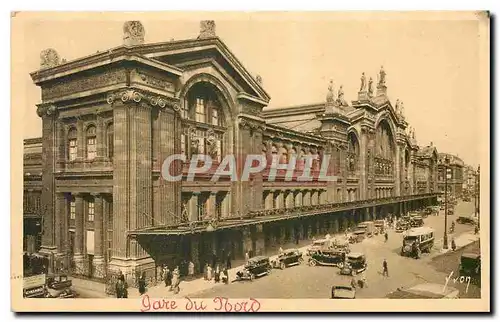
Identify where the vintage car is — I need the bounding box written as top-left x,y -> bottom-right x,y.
459,252 -> 481,283
236,256 -> 272,281
374,220 -> 385,234
348,230 -> 366,243
386,283 -> 459,299
447,208 -> 455,216
331,285 -> 356,299
45,274 -> 76,298
395,220 -> 410,232
306,238 -> 334,255
272,249 -> 303,269
340,253 -> 367,276
356,221 -> 376,237
401,227 -> 435,258
457,216 -> 477,225
410,216 -> 424,228
308,249 -> 346,268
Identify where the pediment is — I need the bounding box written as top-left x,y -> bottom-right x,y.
138,38 -> 270,103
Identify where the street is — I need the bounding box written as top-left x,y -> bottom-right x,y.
187,201 -> 480,299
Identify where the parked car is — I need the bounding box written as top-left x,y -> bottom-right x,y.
348,230 -> 366,243
386,283 -> 459,299
339,252 -> 367,276
272,249 -> 303,269
457,216 -> 477,225
357,221 -> 376,237
395,221 -> 409,233
308,249 -> 346,268
459,252 -> 481,283
331,285 -> 356,299
410,216 -> 424,227
306,238 -> 334,255
236,256 -> 272,281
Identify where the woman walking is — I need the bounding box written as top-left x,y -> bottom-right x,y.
138,272 -> 147,295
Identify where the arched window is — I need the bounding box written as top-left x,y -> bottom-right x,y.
375,120 -> 395,177
67,127 -> 78,161
347,132 -> 359,174
106,123 -> 113,159
86,125 -> 97,160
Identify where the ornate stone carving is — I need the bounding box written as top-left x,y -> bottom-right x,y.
198,20 -> 216,39
106,89 -> 179,113
43,69 -> 127,100
255,75 -> 263,85
40,49 -> 60,69
239,117 -> 265,132
336,85 -> 347,106
123,21 -> 145,46
36,104 -> 58,118
136,71 -> 173,91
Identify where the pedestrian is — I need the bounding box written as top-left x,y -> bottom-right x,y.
171,266 -> 180,291
382,259 -> 389,277
207,264 -> 213,281
226,251 -> 232,269
214,264 -> 220,283
115,279 -> 124,298
223,267 -> 229,284
384,232 -> 388,243
350,277 -> 357,290
166,266 -> 173,288
451,238 -> 457,251
203,263 -> 208,280
295,235 -> 299,245
211,251 -> 217,269
138,271 -> 147,295
157,265 -> 163,283
188,260 -> 194,278
245,251 -> 250,263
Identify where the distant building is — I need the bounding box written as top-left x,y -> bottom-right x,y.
437,153 -> 464,197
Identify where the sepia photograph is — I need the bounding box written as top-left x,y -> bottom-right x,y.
11,11 -> 490,312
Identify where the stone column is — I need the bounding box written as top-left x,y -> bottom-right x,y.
220,192 -> 230,218
295,191 -> 303,207
276,191 -> 284,209
372,206 -> 377,220
310,190 -> 318,205
285,190 -> 294,208
189,192 -> 200,221
332,217 -> 339,233
191,235 -> 200,274
74,193 -> 85,274
206,192 -> 217,219
303,190 -> 311,206
265,190 -> 274,210
55,193 -> 65,255
93,194 -> 105,278
96,114 -> 106,159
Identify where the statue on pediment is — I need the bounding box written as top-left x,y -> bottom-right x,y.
395,99 -> 401,114
400,101 -> 406,120
360,72 -> 367,92
40,48 -> 60,69
123,21 -> 145,46
255,74 -> 263,85
326,80 -> 335,103
337,85 -> 347,106
198,20 -> 216,39
368,77 -> 374,97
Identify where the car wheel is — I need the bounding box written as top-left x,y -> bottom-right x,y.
309,259 -> 317,267
352,270 -> 356,276
250,274 -> 254,281
338,262 -> 344,269
280,262 -> 286,270
298,257 -> 304,264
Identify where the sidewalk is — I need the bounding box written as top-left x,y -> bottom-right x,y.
128,237 -> 320,299
435,231 -> 480,254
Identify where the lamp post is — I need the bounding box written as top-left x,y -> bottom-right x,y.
443,156 -> 451,249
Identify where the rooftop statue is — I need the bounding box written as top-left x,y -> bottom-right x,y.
379,65 -> 386,86
395,99 -> 401,114
360,72 -> 367,92
337,85 -> 346,106
368,77 -> 374,96
123,21 -> 145,46
40,48 -> 60,69
326,80 -> 335,103
198,20 -> 216,39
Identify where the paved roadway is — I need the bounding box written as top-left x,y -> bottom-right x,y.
189,201 -> 479,299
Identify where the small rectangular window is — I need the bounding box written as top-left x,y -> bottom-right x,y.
195,98 -> 206,123
69,139 -> 77,161
212,109 -> 219,126
87,137 -> 96,160
88,201 -> 95,222
70,199 -> 76,220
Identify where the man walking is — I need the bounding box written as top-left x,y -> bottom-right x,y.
384,231 -> 388,243
382,259 -> 389,277
226,251 -> 232,269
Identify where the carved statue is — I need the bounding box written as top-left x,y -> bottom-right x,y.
337,85 -> 346,106
368,77 -> 374,96
255,74 -> 263,85
191,139 -> 200,155
123,21 -> 145,46
40,48 -> 60,69
326,80 -> 335,103
395,99 -> 401,114
198,20 -> 216,39
360,72 -> 367,92
400,101 -> 406,120
379,65 -> 386,85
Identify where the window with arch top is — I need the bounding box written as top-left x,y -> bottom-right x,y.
67,127 -> 77,161
86,125 -> 97,160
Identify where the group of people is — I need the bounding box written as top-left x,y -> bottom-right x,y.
203,263 -> 230,284
159,265 -> 182,294
115,271 -> 129,298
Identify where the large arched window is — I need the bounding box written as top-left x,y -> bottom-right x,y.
86,125 -> 97,160
67,127 -> 77,161
347,132 -> 360,174
375,120 -> 395,177
185,82 -> 226,163
106,123 -> 113,159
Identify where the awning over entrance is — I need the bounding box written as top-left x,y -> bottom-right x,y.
128,193 -> 438,238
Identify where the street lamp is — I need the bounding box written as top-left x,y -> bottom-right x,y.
443,156 -> 451,249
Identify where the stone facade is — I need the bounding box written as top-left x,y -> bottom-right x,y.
25,20 -> 442,283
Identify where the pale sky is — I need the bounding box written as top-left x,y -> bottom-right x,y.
18,12 -> 483,167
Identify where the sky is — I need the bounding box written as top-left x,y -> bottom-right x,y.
17,12 -> 483,167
